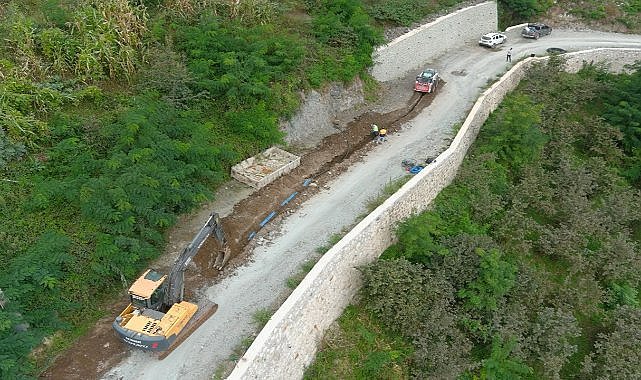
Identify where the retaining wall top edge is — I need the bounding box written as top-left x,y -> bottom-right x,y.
232,248 -> 335,376
376,1 -> 495,51
565,47 -> 641,56
504,22 -> 528,33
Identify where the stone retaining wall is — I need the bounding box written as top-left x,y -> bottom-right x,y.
282,1 -> 497,148
229,48 -> 641,380
370,1 -> 498,82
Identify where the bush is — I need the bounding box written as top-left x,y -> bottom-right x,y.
305,0 -> 382,85
363,0 -> 461,27
360,259 -> 472,377
498,0 -> 553,26
581,306 -> 641,379
177,17 -> 304,109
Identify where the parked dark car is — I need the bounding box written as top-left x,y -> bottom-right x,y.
521,23 -> 552,39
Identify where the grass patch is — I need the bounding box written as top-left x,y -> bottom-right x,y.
286,259 -> 319,289
361,73 -> 382,103
304,304 -> 412,379
315,231 -> 349,254
252,308 -> 274,329
213,335 -> 255,378
364,176 -> 411,214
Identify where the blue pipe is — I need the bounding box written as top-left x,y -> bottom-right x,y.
410,166 -> 424,174
259,211 -> 277,227
280,191 -> 298,206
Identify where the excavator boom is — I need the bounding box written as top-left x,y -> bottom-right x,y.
166,212 -> 225,306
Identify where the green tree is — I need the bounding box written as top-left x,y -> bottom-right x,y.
476,93 -> 547,176
458,248 -> 516,313
498,0 -> 552,25
480,336 -> 533,380
178,17 -> 303,107
525,307 -> 581,379
360,258 -> 472,377
581,306 -> 641,379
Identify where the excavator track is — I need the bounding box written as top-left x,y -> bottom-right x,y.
158,301 -> 218,360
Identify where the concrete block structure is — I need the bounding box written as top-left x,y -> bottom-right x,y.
231,147 -> 301,189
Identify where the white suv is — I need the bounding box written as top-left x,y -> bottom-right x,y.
479,32 -> 507,48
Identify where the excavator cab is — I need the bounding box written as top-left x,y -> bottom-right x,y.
128,270 -> 167,311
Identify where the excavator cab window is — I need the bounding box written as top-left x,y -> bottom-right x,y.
131,294 -> 149,309
129,287 -> 163,310
149,287 -> 163,309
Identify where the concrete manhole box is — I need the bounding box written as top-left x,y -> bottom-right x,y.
231,147 -> 301,189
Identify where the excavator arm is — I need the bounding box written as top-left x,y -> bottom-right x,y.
165,212 -> 226,306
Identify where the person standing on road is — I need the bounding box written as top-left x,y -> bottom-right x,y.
506,47 -> 513,62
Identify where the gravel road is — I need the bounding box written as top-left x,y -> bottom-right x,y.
103,30 -> 641,380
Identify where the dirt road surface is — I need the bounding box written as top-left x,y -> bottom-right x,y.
41,30 -> 641,380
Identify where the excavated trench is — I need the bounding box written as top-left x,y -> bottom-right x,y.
195,87 -> 438,281
40,85 -> 440,380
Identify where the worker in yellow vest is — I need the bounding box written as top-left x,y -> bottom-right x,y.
370,124 -> 379,140
377,128 -> 387,144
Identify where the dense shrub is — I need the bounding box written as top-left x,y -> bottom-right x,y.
602,62 -> 641,186
581,306 -> 641,378
360,259 -> 473,377
305,0 -> 383,85
316,62 -> 641,379
498,0 -> 553,26
363,0 -> 461,27
177,17 -> 303,107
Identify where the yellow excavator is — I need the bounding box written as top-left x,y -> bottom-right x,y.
112,211 -> 228,354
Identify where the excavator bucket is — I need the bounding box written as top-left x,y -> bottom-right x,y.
213,246 -> 231,270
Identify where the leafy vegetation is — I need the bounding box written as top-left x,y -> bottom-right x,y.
305,305 -> 413,380
0,0 -> 639,378
0,0 -> 386,377
498,0 -> 553,26
361,0 -> 460,27
308,59 -> 641,379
